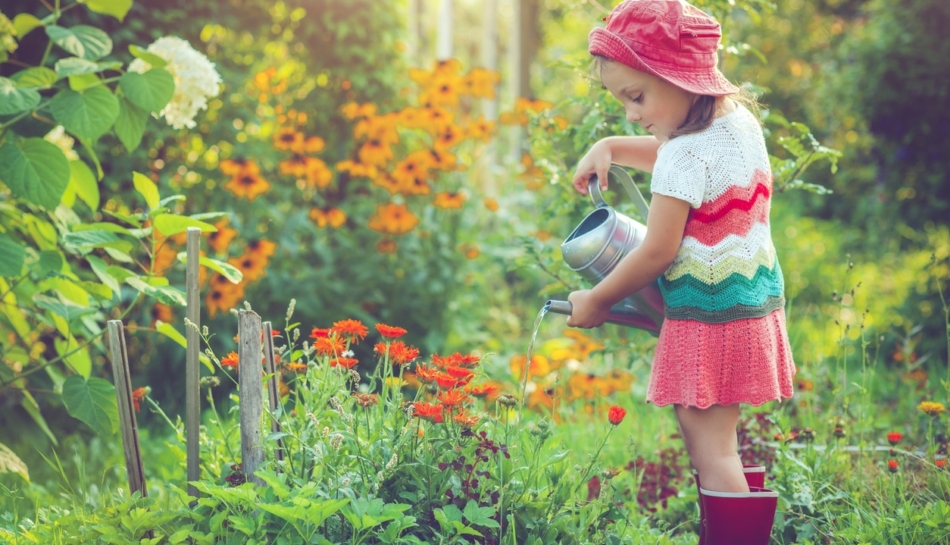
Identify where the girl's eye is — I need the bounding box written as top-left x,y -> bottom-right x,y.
629,94 -> 642,104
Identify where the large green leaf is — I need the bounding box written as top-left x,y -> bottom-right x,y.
0,235 -> 25,277
54,57 -> 101,79
55,336 -> 93,377
132,171 -> 160,209
45,25 -> 112,61
62,375 -> 118,436
115,96 -> 149,152
66,160 -> 100,210
176,252 -> 243,284
153,214 -> 215,237
155,321 -> 214,372
13,14 -> 43,38
119,69 -> 174,114
128,45 -> 167,69
126,276 -> 186,306
33,293 -> 96,322
0,138 -> 70,210
0,77 -> 41,115
81,0 -> 133,21
87,255 -> 121,294
11,67 -> 58,89
50,86 -> 120,141
0,442 -> 29,483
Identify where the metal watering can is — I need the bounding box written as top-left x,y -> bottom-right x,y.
545,164 -> 665,335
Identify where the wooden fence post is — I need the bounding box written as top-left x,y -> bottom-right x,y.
262,321 -> 284,462
238,309 -> 264,485
107,320 -> 148,497
185,227 -> 201,499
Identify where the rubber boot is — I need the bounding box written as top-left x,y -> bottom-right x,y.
693,465 -> 766,545
699,486 -> 778,545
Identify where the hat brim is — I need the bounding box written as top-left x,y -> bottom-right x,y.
589,27 -> 739,96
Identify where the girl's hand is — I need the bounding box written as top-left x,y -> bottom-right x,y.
572,140 -> 613,195
565,289 -> 611,329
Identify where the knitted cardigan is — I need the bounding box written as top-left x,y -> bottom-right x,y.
650,105 -> 785,324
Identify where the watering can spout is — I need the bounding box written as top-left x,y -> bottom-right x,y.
544,300 -> 661,336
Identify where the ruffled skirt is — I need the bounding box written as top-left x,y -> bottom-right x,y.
646,308 -> 796,408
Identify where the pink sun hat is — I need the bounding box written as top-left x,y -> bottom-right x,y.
589,0 -> 739,96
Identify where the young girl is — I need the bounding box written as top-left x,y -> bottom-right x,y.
565,1 -> 795,543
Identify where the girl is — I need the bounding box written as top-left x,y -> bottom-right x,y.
565,1 -> 795,543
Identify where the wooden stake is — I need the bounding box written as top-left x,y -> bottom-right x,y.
185,227 -> 201,499
107,320 -> 148,496
238,310 -> 264,485
262,321 -> 284,462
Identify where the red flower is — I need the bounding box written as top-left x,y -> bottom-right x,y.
375,323 -> 407,339
332,319 -> 369,343
414,363 -> 440,383
310,327 -> 331,339
608,405 -> 627,425
445,366 -> 475,380
437,388 -> 468,408
314,336 -> 346,357
329,357 -> 359,369
887,460 -> 899,473
375,340 -> 419,365
936,459 -> 947,469
413,402 -> 444,423
887,432 -> 902,446
221,351 -> 239,368
467,382 -> 500,398
131,386 -> 149,413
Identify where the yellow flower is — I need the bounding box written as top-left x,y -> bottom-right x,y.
224,171 -> 271,201
918,401 -> 946,416
358,138 -> 394,168
483,198 -> 499,212
434,124 -> 465,151
420,107 -> 454,135
274,127 -> 304,151
463,67 -> 501,99
229,251 -> 269,282
421,74 -> 463,108
336,160 -> 379,180
466,117 -> 495,141
278,154 -> 312,177
354,115 -> 400,146
373,173 -> 403,194
207,219 -> 238,255
301,136 -> 326,154
219,157 -> 261,176
305,157 -> 333,189
341,102 -> 378,120
309,207 -> 347,229
367,202 -> 419,236
433,191 -> 466,209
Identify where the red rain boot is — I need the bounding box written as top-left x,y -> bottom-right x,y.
699,486 -> 778,545
693,465 -> 766,545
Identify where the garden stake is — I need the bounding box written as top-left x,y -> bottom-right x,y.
185,227 -> 201,500
262,321 -> 284,462
238,309 -> 265,485
106,320 -> 155,539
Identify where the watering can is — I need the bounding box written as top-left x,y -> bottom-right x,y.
545,164 -> 665,336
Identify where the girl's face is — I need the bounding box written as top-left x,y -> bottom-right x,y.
600,61 -> 696,142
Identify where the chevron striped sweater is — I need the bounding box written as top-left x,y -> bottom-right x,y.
650,105 -> 785,323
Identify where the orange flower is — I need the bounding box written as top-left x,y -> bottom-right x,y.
435,372 -> 466,389
462,67 -> 500,99
465,117 -> 495,141
206,283 -> 244,317
225,171 -> 271,201
375,323 -> 407,339
421,74 -> 463,108
358,139 -> 394,168
151,243 -> 179,276
336,160 -> 379,180
354,115 -> 400,146
452,411 -> 480,427
510,354 -> 551,379
309,207 -> 347,229
286,362 -> 308,373
377,238 -> 397,254
368,202 -> 419,236
208,219 -> 238,255
467,381 -> 502,401
433,191 -> 466,209
229,252 -> 268,282
414,363 -> 440,383
389,341 -> 419,365
937,459 -> 947,469
445,366 -> 475,381
330,357 -> 359,369
314,336 -> 346,356
304,158 -> 333,189
413,402 -> 444,423
332,319 -> 369,343
428,150 -> 457,171
352,392 -> 379,408
437,388 -> 468,408
279,154 -> 314,177
391,156 -> 431,189
131,386 -> 149,412
434,125 -> 464,151
310,327 -> 331,339
274,127 -> 304,151
887,460 -> 899,473
219,158 -> 261,176
221,351 -> 239,369
246,239 -> 277,258
608,405 -> 627,425
302,136 -> 326,154
340,102 -> 378,120
150,303 -> 173,326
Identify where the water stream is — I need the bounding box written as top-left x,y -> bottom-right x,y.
518,305 -> 549,412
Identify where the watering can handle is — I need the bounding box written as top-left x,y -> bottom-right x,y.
588,164 -> 651,222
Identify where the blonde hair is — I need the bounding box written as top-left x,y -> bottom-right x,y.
591,55 -> 761,139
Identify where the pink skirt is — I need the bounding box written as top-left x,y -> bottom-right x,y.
646,308 -> 796,409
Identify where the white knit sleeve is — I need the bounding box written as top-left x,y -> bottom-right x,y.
650,140 -> 707,208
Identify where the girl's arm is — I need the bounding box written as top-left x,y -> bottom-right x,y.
566,193 -> 690,328
572,136 -> 663,195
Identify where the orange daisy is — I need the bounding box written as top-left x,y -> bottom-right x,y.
375,323 -> 407,339
433,191 -> 466,209
224,172 -> 271,201
368,202 -> 419,236
332,319 -> 369,344
309,207 -> 347,229
329,357 -> 359,369
207,219 -> 238,255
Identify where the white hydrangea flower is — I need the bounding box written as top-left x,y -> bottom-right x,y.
128,36 -> 222,130
44,126 -> 78,160
0,12 -> 16,56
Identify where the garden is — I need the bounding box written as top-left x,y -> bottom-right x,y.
1,0 -> 949,543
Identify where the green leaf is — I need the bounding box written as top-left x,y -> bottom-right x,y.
67,160 -> 100,210
37,251 -> 65,275
155,321 -> 214,372
33,293 -> 96,322
101,209 -> 144,227
21,391 -> 58,446
12,14 -> 43,38
63,229 -> 120,248
128,45 -> 167,69
119,69 -> 174,114
0,138 -> 70,210
462,500 -> 499,528
153,214 -> 215,237
115,96 -> 149,152
87,255 -> 121,294
50,86 -> 120,141
0,235 -> 26,277
177,253 -> 243,283
45,25 -> 113,61
54,57 -> 101,79
133,172 -> 160,209
0,442 -> 29,483
68,73 -> 101,92
62,375 -> 118,436
73,222 -> 134,236
55,336 -> 93,377
11,67 -> 58,89
126,276 -> 186,306
0,77 -> 41,115
81,0 -> 133,21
